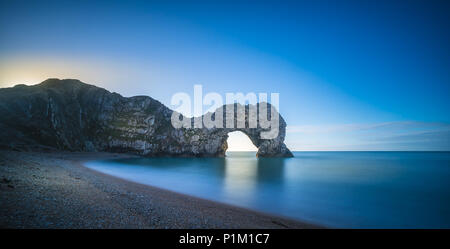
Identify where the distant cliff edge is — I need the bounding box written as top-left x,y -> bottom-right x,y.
0,79 -> 292,157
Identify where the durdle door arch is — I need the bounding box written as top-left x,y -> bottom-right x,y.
173,103 -> 293,157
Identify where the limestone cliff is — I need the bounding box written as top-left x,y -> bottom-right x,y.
0,79 -> 293,157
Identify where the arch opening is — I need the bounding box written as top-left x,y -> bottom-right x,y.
225,131 -> 258,156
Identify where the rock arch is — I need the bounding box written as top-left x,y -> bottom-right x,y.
171,103 -> 293,157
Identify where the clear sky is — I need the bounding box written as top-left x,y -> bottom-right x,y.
1,0 -> 449,150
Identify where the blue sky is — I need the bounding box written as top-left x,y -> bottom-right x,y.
0,0 -> 449,150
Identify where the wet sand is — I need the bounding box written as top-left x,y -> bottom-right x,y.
0,150 -> 320,229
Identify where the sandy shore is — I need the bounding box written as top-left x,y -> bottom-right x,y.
0,150 -> 320,229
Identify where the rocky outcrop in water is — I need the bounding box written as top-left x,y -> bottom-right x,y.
0,79 -> 292,157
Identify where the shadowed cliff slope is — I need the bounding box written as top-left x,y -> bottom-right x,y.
0,79 -> 292,157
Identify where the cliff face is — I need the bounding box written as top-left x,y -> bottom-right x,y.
0,79 -> 292,157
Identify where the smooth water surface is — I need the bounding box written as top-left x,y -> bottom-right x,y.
85,152 -> 450,228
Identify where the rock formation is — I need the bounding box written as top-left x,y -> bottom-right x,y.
0,79 -> 293,157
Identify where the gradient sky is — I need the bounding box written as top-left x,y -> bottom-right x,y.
1,0 -> 449,150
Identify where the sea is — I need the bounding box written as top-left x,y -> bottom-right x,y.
84,151 -> 450,228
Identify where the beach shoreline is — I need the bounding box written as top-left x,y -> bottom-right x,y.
0,150 -> 321,229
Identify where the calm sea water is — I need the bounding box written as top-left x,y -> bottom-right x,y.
84,152 -> 450,228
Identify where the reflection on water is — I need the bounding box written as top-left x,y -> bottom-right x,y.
84,151 -> 450,228
223,153 -> 258,200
